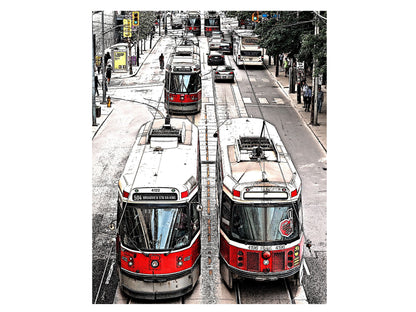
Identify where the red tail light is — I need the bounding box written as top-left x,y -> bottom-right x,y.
215,72 -> 219,74
221,55 -> 224,58
229,72 -> 234,74
291,189 -> 298,197
232,189 -> 240,197
122,191 -> 129,198
181,190 -> 189,198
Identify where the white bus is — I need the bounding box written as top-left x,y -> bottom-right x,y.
232,29 -> 263,67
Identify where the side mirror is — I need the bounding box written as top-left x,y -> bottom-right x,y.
196,204 -> 203,212
213,132 -> 218,138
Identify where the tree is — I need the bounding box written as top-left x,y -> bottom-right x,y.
255,11 -> 315,60
297,12 -> 327,81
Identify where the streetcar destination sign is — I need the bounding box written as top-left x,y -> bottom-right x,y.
132,193 -> 178,201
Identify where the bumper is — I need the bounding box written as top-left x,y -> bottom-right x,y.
165,101 -> 201,115
220,256 -> 300,282
208,59 -> 224,66
119,259 -> 200,300
214,74 -> 234,81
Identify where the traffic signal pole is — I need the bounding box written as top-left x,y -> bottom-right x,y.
92,27 -> 97,126
101,11 -> 107,104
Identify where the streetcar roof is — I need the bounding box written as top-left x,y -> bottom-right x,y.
120,118 -> 199,193
218,118 -> 300,188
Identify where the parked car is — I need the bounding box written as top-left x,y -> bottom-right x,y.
208,38 -> 223,50
207,51 -> 225,66
219,41 -> 232,55
214,65 -> 235,82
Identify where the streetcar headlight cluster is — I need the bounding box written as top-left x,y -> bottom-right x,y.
177,256 -> 183,267
128,257 -> 134,267
151,260 -> 159,268
237,250 -> 244,267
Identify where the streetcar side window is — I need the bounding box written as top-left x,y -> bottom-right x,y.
220,192 -> 231,235
191,200 -> 200,236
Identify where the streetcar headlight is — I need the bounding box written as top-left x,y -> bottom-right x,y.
178,261 -> 183,267
151,260 -> 159,268
263,259 -> 269,266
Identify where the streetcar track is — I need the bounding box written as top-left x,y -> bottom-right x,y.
235,281 -> 241,304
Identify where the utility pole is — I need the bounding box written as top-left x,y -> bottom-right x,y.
101,11 -> 107,104
92,27 -> 97,126
311,12 -> 320,126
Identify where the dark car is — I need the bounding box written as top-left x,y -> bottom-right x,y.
214,65 -> 235,82
219,41 -> 232,55
207,51 -> 225,66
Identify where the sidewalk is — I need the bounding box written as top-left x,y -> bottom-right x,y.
92,35 -> 162,139
264,56 -> 327,152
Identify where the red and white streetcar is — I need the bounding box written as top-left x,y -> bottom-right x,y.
215,118 -> 305,288
117,117 -> 201,300
164,42 -> 202,114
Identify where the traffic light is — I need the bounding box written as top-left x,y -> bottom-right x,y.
132,11 -> 139,26
252,11 -> 259,22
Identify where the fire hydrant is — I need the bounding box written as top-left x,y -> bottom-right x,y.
107,96 -> 111,107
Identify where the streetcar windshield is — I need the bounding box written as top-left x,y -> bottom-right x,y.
187,18 -> 200,26
119,204 -> 192,251
231,204 -> 300,243
169,74 -> 200,93
205,18 -> 219,26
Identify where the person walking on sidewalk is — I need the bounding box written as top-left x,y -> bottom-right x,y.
279,54 -> 283,68
95,73 -> 100,96
305,86 -> 312,112
317,86 -> 324,113
284,58 -> 289,77
159,53 -> 164,69
302,83 -> 308,108
106,62 -> 112,85
104,52 -> 111,68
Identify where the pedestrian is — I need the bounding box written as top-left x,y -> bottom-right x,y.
95,73 -> 100,96
302,83 -> 308,108
159,53 -> 164,69
284,58 -> 289,77
104,52 -> 111,69
305,86 -> 312,112
317,86 -> 324,113
106,62 -> 112,85
279,54 -> 283,67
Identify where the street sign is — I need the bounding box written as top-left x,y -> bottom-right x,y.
297,61 -> 305,70
262,13 -> 267,17
123,19 -> 132,38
